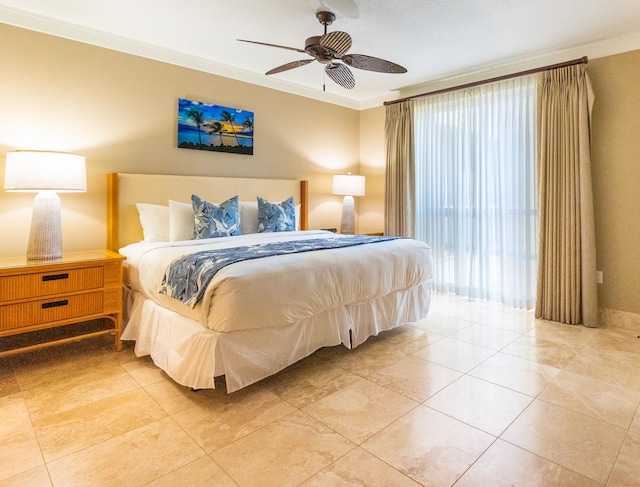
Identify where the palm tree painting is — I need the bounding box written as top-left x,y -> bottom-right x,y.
186,109 -> 204,146
205,121 -> 224,146
242,116 -> 254,134
219,110 -> 241,147
177,98 -> 254,155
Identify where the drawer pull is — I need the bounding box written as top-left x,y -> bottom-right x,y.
42,273 -> 69,282
41,300 -> 69,309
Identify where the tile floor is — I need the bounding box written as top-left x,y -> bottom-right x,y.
1,293 -> 640,486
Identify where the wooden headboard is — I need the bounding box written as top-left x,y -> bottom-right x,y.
107,173 -> 309,251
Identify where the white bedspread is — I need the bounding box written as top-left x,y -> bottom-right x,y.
120,230 -> 433,333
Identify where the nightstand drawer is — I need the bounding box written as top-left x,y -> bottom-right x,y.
0,291 -> 104,331
0,266 -> 104,302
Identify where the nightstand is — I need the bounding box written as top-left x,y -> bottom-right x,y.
0,250 -> 126,357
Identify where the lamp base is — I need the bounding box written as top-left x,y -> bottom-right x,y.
339,195 -> 355,235
27,191 -> 62,260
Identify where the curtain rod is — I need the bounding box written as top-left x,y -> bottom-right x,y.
384,56 -> 588,106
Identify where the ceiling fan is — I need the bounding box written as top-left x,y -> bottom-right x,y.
238,10 -> 407,90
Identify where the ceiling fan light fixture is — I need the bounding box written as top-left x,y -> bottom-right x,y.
238,10 -> 406,90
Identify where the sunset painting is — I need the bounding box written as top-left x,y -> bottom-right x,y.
177,98 -> 254,155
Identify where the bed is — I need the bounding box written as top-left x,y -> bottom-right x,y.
108,173 -> 433,392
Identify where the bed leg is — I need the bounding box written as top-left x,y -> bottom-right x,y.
349,329 -> 353,349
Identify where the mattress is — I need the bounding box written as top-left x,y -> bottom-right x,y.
119,230 -> 433,332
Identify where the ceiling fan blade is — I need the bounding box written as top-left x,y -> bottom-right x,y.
238,39 -> 306,54
325,63 -> 355,89
341,54 -> 407,73
319,31 -> 352,55
266,59 -> 315,75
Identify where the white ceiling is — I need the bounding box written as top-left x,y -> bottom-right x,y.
2,0 -> 640,109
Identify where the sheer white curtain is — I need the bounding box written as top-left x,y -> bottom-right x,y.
413,75 -> 537,309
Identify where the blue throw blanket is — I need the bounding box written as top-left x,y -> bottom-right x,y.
159,235 -> 397,307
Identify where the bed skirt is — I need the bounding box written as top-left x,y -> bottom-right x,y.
121,282 -> 431,392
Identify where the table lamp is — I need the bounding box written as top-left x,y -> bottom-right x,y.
332,173 -> 365,234
4,150 -> 87,260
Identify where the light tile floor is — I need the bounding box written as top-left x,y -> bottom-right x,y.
1,293 -> 640,486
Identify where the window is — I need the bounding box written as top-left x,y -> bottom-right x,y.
413,75 -> 537,309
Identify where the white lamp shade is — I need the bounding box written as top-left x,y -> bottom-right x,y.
4,150 -> 86,260
4,151 -> 86,192
332,174 -> 365,197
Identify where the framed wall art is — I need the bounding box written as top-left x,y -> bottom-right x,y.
177,98 -> 254,155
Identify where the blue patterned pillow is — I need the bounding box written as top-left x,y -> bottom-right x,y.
257,196 -> 296,232
192,194 -> 241,239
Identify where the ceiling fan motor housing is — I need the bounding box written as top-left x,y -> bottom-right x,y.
304,36 -> 327,61
305,36 -> 340,64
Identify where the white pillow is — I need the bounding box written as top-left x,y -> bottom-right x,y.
169,200 -> 195,241
239,201 -> 259,234
240,201 -> 301,233
136,203 -> 169,242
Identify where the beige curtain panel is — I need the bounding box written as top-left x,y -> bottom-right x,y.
535,64 -> 598,327
384,101 -> 415,238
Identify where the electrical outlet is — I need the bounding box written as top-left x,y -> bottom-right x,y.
596,271 -> 603,284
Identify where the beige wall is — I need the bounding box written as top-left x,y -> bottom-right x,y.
589,50 -> 640,315
358,106 -> 386,234
0,23 -> 360,257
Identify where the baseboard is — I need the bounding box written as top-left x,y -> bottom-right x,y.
598,307 -> 640,332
